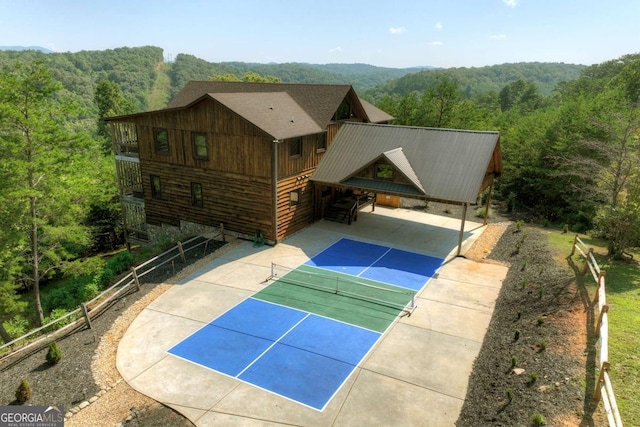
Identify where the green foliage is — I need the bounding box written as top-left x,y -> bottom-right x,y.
511,355 -> 518,367
506,387 -> 513,402
529,372 -> 538,383
15,379 -> 32,404
105,251 -> 134,275
46,342 -> 62,365
43,308 -> 76,329
475,206 -> 494,219
531,413 -> 546,426
514,329 -> 521,341
211,71 -> 282,83
3,315 -> 29,339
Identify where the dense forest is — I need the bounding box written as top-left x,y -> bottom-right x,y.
0,46 -> 638,344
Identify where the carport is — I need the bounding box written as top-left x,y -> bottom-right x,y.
311,122 -> 502,255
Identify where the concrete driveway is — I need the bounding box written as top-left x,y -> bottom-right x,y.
117,207 -> 508,426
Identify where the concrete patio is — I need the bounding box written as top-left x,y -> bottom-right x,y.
116,207 -> 508,426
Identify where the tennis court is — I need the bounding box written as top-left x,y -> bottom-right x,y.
168,238 -> 443,410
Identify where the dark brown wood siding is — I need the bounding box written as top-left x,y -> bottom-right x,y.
277,133 -> 327,179
141,162 -> 274,241
276,175 -> 313,241
132,99 -> 272,178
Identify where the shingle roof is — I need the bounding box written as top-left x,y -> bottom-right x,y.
209,92 -> 323,140
311,123 -> 501,204
166,81 -> 391,128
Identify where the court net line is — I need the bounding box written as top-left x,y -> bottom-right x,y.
267,262 -> 416,314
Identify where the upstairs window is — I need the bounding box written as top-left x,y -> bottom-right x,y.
192,132 -> 208,159
290,138 -> 302,157
154,128 -> 169,153
376,164 -> 393,180
150,175 -> 162,199
333,99 -> 351,121
191,182 -> 203,207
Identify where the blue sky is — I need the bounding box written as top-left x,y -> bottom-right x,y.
1,0 -> 638,68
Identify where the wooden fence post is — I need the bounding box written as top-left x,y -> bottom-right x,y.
177,241 -> 186,263
220,223 -> 225,242
583,248 -> 594,275
81,303 -> 93,330
593,361 -> 610,401
131,267 -> 141,292
595,305 -> 609,337
570,234 -> 578,256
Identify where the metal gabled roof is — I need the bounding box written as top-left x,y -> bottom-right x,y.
311,122 -> 501,204
209,92 -> 323,140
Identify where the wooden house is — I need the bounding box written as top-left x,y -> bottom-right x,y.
104,82 -> 393,244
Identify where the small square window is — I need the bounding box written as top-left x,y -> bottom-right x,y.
191,182 -> 203,207
192,133 -> 208,159
154,128 -> 169,153
150,175 -> 162,199
376,164 -> 393,180
290,138 -> 302,157
290,189 -> 300,206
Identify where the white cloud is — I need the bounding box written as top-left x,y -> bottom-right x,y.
329,46 -> 343,53
389,27 -> 406,35
435,22 -> 443,30
489,34 -> 507,40
502,0 -> 519,7
428,41 -> 444,46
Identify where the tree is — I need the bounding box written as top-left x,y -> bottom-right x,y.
94,79 -> 134,153
0,60 -> 93,324
210,71 -> 281,83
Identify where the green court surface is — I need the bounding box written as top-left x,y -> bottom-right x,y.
254,264 -> 416,333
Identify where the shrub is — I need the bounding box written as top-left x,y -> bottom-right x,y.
537,317 -> 545,326
514,329 -> 521,341
531,413 -> 546,426
529,372 -> 538,383
105,251 -> 133,275
43,309 -> 75,331
539,340 -> 547,351
15,379 -> 31,404
515,219 -> 525,232
3,315 -> 29,338
511,355 -> 518,367
46,342 -> 62,365
475,206 -> 494,219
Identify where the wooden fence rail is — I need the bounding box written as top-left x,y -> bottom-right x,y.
0,227 -> 226,366
571,235 -> 623,427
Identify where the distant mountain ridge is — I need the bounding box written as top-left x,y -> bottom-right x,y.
0,45 -> 54,53
0,45 -> 589,113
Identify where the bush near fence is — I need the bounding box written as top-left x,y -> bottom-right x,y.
0,229 -> 227,366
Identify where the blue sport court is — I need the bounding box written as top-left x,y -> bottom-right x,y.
168,238 -> 443,410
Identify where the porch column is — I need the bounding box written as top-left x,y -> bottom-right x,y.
456,203 -> 468,257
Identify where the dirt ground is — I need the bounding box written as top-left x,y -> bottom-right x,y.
1,206 -> 606,426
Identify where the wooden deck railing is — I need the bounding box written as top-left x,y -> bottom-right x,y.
571,235 -> 624,427
0,229 -> 227,366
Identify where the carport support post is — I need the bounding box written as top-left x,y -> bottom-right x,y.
483,181 -> 494,226
457,203 -> 468,256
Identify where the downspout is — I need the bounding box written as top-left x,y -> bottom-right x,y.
456,203 -> 468,257
272,139 -> 279,244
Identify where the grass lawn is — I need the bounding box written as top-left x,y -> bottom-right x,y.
547,230 -> 639,426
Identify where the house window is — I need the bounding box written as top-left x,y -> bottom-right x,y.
290,138 -> 302,157
191,182 -> 203,207
333,99 -> 351,121
154,128 -> 169,153
316,134 -> 327,152
376,164 -> 394,180
150,175 -> 162,199
192,132 -> 208,159
290,189 -> 300,206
